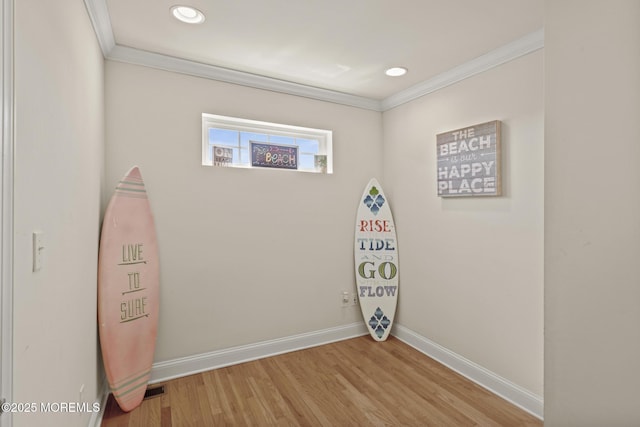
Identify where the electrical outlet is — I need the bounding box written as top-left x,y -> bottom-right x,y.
341,291 -> 349,306
352,293 -> 359,305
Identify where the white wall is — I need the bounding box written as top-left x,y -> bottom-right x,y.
383,51 -> 544,396
13,0 -> 104,426
105,61 -> 382,362
544,1 -> 640,425
12,1 -> 640,423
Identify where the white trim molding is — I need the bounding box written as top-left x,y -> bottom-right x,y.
83,0 -> 543,112
88,377 -> 109,427
149,322 -> 368,384
91,322 -> 542,423
392,324 -> 543,420
108,45 -> 382,111
83,0 -> 115,57
89,323 -> 367,425
381,29 -> 544,111
1,0 -> 14,426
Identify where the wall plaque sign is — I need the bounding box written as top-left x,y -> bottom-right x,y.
250,141 -> 298,170
436,120 -> 501,197
213,146 -> 233,166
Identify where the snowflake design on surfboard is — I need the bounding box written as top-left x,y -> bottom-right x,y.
368,307 -> 391,339
363,186 -> 386,215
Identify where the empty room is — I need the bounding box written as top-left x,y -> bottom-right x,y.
1,1 -> 639,426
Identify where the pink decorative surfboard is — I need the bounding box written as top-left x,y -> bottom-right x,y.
98,166 -> 159,412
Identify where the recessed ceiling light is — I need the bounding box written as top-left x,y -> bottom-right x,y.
385,67 -> 408,77
171,5 -> 205,24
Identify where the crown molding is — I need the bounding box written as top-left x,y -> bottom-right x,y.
381,28 -> 544,111
83,0 -> 543,112
83,0 -> 115,56
83,0 -> 380,110
108,45 -> 383,111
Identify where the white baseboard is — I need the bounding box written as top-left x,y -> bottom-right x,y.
92,322 -> 542,423
88,375 -> 110,427
89,322 -> 366,426
392,324 -> 543,420
149,322 -> 368,384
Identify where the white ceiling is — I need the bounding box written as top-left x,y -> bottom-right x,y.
93,0 -> 543,108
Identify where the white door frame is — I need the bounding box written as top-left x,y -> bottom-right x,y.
1,0 -> 14,425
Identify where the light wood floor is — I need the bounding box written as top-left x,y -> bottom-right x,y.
101,336 -> 541,426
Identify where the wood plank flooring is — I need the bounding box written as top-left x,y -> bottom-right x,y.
101,336 -> 541,426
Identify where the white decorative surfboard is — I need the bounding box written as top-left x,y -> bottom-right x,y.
354,178 -> 399,341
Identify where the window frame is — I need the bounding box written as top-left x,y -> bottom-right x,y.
202,113 -> 333,173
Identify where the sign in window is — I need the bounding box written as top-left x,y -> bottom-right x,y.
202,114 -> 332,174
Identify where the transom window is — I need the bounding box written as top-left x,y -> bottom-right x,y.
202,114 -> 333,174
